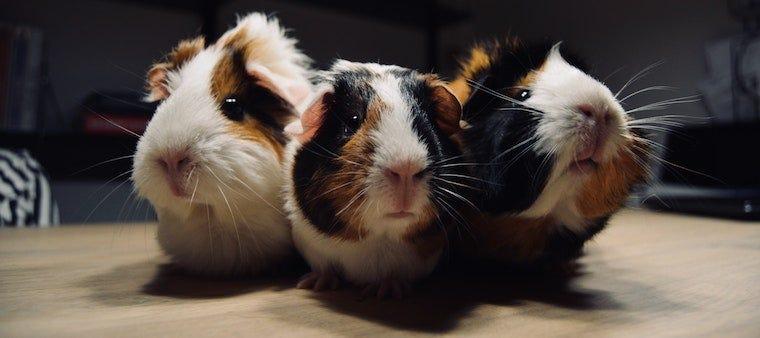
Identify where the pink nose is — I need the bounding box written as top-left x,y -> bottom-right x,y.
576,105 -> 612,163
159,152 -> 193,197
383,161 -> 426,213
578,104 -> 611,124
383,161 -> 425,183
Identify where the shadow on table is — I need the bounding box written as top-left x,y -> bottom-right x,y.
81,258 -> 647,334
79,259 -> 296,306
265,261 -> 624,334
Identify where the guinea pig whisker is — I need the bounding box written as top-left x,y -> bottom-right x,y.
468,79 -> 540,109
432,191 -> 475,241
601,65 -> 626,84
628,120 -> 685,129
625,95 -> 701,114
429,154 -> 468,166
216,184 -> 245,261
614,60 -> 665,99
630,142 -> 726,185
335,186 -> 370,217
435,185 -> 480,212
435,162 -> 496,169
308,181 -> 352,203
497,107 -> 544,115
204,166 -> 245,198
229,175 -> 286,216
627,114 -> 710,124
85,172 -> 132,223
630,136 -> 668,153
439,173 -> 500,186
84,106 -> 141,138
618,85 -> 676,103
189,175 -> 201,206
492,134 -> 538,161
431,176 -> 479,191
72,154 -> 134,176
532,143 -> 559,188
497,141 -> 536,175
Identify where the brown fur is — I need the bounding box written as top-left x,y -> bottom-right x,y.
212,50 -> 295,159
450,44 -> 495,104
403,207 -> 445,258
424,75 -> 463,136
577,137 -> 649,219
319,98 -> 385,241
145,37 -> 205,101
462,212 -> 554,262
462,138 -> 649,263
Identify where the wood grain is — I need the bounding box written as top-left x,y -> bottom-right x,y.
1,210 -> 758,337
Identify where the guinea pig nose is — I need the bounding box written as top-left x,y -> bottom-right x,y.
160,153 -> 193,175
578,104 -> 596,118
578,104 -> 611,123
383,161 -> 426,183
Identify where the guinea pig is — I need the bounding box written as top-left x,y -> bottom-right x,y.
450,38 -> 651,270
283,61 -> 469,298
132,13 -> 313,276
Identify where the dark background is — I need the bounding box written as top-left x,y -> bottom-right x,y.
1,0 -> 755,223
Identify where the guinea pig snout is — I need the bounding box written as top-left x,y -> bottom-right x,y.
575,104 -> 612,163
157,150 -> 196,197
381,160 -> 427,214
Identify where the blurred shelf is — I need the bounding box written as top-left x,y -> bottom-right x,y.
0,132 -> 137,182
287,0 -> 470,29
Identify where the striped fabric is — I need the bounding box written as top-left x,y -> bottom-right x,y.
0,149 -> 59,227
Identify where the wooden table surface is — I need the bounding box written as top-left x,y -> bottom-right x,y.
1,210 -> 758,337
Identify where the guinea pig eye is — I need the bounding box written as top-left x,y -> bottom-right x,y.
517,89 -> 531,101
342,114 -> 361,134
221,97 -> 245,121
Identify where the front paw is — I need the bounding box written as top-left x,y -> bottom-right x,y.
359,278 -> 412,300
296,270 -> 340,291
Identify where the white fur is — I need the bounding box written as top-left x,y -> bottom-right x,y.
132,13 -> 313,275
517,45 -> 630,232
284,63 -> 440,285
284,142 -> 440,286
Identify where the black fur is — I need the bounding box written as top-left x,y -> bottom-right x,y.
219,50 -> 298,146
460,41 -> 587,214
457,40 -> 626,265
292,63 -> 471,239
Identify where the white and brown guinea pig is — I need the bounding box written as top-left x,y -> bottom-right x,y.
450,38 -> 650,269
283,61 -> 469,298
132,13 -> 313,276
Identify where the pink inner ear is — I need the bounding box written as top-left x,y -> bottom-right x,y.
247,63 -> 311,107
295,90 -> 332,143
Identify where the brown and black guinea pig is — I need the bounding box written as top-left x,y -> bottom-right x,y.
283,61 -> 472,299
449,38 -> 652,271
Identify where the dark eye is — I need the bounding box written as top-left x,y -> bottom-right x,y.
221,97 -> 245,121
517,89 -> 531,101
343,114 -> 361,134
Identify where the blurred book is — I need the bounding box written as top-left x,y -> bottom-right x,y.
0,24 -> 43,132
79,91 -> 156,136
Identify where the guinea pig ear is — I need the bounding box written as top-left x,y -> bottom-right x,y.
429,84 -> 463,136
284,87 -> 333,143
144,37 -> 205,102
247,63 -> 312,108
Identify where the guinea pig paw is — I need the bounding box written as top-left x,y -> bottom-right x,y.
359,279 -> 411,300
296,271 -> 340,291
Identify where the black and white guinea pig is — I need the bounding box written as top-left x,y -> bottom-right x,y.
132,13 -> 313,276
283,61 -> 469,298
450,38 -> 650,268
